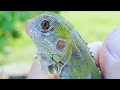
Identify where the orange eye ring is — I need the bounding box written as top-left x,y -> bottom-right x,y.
56,40 -> 66,49
41,20 -> 50,30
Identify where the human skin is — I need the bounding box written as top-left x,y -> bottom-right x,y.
27,29 -> 120,79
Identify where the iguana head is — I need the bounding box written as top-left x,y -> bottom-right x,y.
25,12 -> 75,64
25,13 -> 101,78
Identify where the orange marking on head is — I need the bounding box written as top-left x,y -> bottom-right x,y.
56,40 -> 65,49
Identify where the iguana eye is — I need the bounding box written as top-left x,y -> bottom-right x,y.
41,20 -> 50,30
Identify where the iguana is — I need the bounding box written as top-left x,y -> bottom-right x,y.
25,12 -> 101,79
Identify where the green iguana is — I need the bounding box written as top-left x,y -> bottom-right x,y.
25,12 -> 101,79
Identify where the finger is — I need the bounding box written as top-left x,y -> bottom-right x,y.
48,71 -> 60,79
99,28 -> 120,79
27,56 -> 59,79
87,41 -> 103,67
27,58 -> 49,79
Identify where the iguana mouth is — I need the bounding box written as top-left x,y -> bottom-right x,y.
25,24 -> 29,34
25,21 -> 31,35
25,28 -> 29,35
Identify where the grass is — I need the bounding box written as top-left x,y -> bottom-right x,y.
60,11 -> 120,43
1,11 -> 120,65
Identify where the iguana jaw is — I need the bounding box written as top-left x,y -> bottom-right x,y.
37,51 -> 71,77
25,21 -> 30,35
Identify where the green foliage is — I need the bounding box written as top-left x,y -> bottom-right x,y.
0,11 -> 59,52
0,12 -> 20,38
17,11 -> 59,22
60,11 -> 120,43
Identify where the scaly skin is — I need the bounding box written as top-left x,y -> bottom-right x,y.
25,12 -> 101,79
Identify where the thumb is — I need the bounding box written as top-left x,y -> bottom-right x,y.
99,28 -> 120,79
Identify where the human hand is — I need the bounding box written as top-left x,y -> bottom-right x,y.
28,28 -> 120,79
27,56 -> 60,79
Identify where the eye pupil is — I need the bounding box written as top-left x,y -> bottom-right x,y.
41,20 -> 50,30
43,21 -> 48,27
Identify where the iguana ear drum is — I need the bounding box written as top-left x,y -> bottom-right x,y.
56,40 -> 66,50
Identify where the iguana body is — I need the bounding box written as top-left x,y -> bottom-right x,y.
25,12 -> 101,79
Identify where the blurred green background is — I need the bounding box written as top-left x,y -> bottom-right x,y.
0,11 -> 120,79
